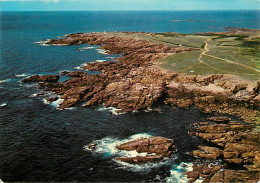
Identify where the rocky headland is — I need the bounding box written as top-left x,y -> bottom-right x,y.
24,31 -> 259,182
24,32 -> 259,122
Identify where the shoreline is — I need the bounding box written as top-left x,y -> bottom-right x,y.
29,31 -> 259,123
23,30 -> 259,182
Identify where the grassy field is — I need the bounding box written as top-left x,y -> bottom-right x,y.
108,31 -> 260,81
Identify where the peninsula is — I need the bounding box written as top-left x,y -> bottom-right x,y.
22,28 -> 260,182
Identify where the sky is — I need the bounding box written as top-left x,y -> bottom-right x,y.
0,0 -> 260,11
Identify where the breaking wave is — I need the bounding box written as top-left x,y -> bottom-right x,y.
84,133 -> 176,172
15,73 -> 29,78
97,105 -> 124,115
0,103 -> 7,107
0,79 -> 12,84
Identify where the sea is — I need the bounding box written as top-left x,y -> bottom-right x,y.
0,11 -> 259,182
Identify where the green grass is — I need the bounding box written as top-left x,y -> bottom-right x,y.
151,34 -> 210,48
107,32 -> 260,81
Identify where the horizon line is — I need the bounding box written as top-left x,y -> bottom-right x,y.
1,9 -> 260,12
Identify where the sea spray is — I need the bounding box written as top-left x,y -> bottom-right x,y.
165,162 -> 194,183
84,133 -> 176,172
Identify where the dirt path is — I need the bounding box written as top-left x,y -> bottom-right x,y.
197,38 -> 220,69
198,38 -> 260,73
204,53 -> 260,73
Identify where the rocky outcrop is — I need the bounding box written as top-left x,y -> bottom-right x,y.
193,146 -> 222,159
22,75 -> 59,83
187,162 -> 259,183
206,116 -> 231,123
38,33 -> 189,111
115,137 -> 176,164
191,120 -> 258,164
46,96 -> 59,103
210,169 -> 259,183
188,117 -> 260,182
187,163 -> 223,183
27,32 -> 259,182
165,74 -> 259,123
60,70 -> 87,77
24,32 -> 259,123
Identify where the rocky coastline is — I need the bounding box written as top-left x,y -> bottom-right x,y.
23,31 -> 259,182
24,32 -> 259,122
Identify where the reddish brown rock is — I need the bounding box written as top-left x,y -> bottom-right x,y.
186,163 -> 223,183
189,119 -> 259,182
192,146 -> 222,159
115,136 -> 176,164
46,96 -> 59,103
22,75 -> 59,83
25,32 -> 259,123
206,116 -> 231,123
67,71 -> 87,77
116,137 -> 176,156
210,169 -> 259,183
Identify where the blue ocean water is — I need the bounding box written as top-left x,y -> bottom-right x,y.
0,11 -> 258,182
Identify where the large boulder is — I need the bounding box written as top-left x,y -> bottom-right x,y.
116,137 -> 176,156
115,136 -> 176,164
193,146 -> 222,159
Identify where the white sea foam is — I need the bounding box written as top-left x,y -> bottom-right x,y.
65,107 -> 76,110
31,93 -> 39,97
95,59 -> 107,63
84,133 -> 152,155
74,63 -> 88,70
165,162 -> 194,183
52,43 -> 68,46
0,103 -> 7,107
96,48 -> 109,55
84,133 -> 176,172
43,98 -> 50,104
105,56 -> 116,59
114,158 -> 173,172
50,98 -> 64,108
98,105 -> 124,115
79,46 -> 94,51
35,39 -> 51,46
15,73 -> 29,77
43,96 -> 64,109
0,79 -> 11,83
74,66 -> 83,70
